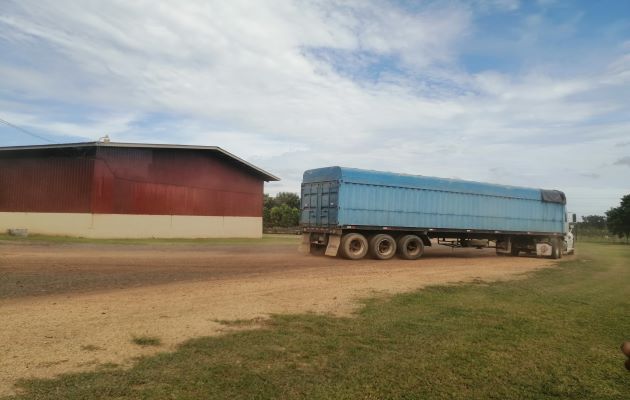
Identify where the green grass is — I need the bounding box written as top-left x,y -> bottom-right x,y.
131,336 -> 162,347
6,242 -> 630,399
577,235 -> 628,244
0,233 -> 300,246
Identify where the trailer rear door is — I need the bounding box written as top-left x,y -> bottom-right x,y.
300,181 -> 339,227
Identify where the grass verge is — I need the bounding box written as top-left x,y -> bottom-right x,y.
6,242 -> 630,399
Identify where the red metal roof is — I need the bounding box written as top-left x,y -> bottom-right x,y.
0,141 -> 280,182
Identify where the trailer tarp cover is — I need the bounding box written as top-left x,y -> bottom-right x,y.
540,189 -> 566,204
301,167 -> 568,234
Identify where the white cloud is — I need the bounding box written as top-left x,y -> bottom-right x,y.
0,109 -> 137,141
614,156 -> 630,167
0,0 -> 629,216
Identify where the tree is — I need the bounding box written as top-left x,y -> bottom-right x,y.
263,193 -> 276,210
262,194 -> 275,228
274,192 -> 300,209
269,204 -> 300,227
263,192 -> 301,228
576,215 -> 607,238
606,194 -> 630,242
580,215 -> 606,230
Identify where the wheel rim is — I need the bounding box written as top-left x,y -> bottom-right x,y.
377,239 -> 394,257
406,240 -> 421,256
349,239 -> 364,255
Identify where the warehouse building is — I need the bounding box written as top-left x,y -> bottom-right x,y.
0,142 -> 279,238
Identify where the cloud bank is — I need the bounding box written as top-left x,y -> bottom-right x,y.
0,0 -> 629,215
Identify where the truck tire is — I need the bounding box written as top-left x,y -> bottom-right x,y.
397,235 -> 424,260
368,234 -> 397,260
550,239 -> 561,259
340,233 -> 368,260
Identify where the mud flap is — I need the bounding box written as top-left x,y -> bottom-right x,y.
325,234 -> 341,257
299,233 -> 311,254
536,243 -> 552,257
496,238 -> 511,255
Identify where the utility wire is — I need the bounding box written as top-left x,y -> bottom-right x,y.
0,117 -> 56,143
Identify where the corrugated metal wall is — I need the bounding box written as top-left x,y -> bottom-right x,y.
302,167 -> 566,233
91,147 -> 263,217
0,151 -> 94,212
0,146 -> 264,217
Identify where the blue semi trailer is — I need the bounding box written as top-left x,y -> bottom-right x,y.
300,167 -> 575,260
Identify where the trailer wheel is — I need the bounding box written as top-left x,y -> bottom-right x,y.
369,234 -> 397,260
397,235 -> 424,260
340,233 -> 368,260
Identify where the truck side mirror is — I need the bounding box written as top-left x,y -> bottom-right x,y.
572,214 -> 577,223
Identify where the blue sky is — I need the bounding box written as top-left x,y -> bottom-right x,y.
1,0 -> 629,216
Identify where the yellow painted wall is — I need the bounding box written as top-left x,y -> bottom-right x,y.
0,212 -> 262,238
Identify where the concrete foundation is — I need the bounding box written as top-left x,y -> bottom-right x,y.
0,212 -> 262,238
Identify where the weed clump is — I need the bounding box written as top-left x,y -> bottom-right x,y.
131,336 -> 161,347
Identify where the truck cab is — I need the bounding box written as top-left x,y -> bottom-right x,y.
564,212 -> 576,255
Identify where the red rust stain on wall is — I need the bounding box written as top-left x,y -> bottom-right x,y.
0,147 -> 264,217
0,156 -> 93,212
90,148 -> 263,217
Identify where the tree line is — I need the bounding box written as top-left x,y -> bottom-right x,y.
605,194 -> 630,242
579,194 -> 630,242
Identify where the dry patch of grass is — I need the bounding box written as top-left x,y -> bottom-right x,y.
80,345 -> 103,352
131,336 -> 161,347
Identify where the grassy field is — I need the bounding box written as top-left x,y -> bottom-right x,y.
577,234 -> 628,244
0,233 -> 300,246
5,242 -> 630,399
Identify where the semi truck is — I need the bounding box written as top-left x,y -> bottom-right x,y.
300,167 -> 575,260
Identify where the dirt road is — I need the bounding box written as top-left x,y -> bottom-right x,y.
0,239 -> 552,396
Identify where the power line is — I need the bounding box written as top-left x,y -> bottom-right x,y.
0,117 -> 56,143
